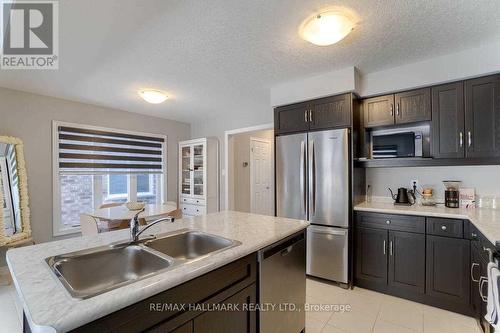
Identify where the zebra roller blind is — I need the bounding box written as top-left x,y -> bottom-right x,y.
57,126 -> 165,174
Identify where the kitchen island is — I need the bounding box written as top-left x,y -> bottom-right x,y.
7,211 -> 309,333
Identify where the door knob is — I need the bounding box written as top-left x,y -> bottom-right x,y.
441,225 -> 447,231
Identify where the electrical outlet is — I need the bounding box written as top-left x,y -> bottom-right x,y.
410,179 -> 419,190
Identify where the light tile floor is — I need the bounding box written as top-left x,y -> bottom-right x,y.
0,278 -> 484,333
306,278 -> 482,333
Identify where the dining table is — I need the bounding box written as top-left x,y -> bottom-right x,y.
88,203 -> 178,231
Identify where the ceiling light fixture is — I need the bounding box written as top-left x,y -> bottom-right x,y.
300,10 -> 355,46
139,90 -> 168,104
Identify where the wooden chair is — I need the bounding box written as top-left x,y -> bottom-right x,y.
80,214 -> 99,236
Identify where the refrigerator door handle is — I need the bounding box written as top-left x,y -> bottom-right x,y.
300,140 -> 306,215
309,140 -> 316,216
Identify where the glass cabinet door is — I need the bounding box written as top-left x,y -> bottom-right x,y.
193,144 -> 204,196
181,146 -> 192,195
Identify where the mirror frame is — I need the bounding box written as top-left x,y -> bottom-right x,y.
0,136 -> 31,246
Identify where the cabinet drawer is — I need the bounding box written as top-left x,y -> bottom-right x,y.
426,218 -> 463,238
180,197 -> 205,206
356,212 -> 425,233
181,204 -> 206,216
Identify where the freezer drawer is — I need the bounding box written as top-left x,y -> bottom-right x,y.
307,225 -> 348,283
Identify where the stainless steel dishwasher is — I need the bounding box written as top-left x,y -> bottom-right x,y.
258,231 -> 306,333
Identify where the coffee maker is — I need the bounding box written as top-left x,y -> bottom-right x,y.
443,181 -> 461,208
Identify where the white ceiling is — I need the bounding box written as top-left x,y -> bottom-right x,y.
1,0 -> 500,124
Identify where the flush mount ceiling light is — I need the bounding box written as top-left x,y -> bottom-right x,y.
139,90 -> 168,104
300,10 -> 355,46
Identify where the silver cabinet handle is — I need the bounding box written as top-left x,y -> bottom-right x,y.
396,103 -> 400,116
459,132 -> 463,147
300,140 -> 306,215
468,131 -> 472,147
383,240 -> 386,255
479,276 -> 488,302
304,110 -> 308,123
471,263 -> 480,282
389,241 -> 393,256
441,225 -> 447,231
309,109 -> 313,123
386,220 -> 391,225
390,104 -> 394,116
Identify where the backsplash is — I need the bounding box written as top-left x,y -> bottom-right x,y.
366,165 -> 500,201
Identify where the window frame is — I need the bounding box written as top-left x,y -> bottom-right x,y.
52,121 -> 167,236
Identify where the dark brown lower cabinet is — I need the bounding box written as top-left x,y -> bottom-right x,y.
471,235 -> 495,333
425,235 -> 470,311
388,231 -> 425,294
354,227 -> 426,296
193,284 -> 256,333
355,212 -> 476,318
355,227 -> 388,289
167,284 -> 257,333
170,321 -> 193,333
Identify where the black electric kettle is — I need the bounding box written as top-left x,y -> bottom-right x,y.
388,187 -> 416,205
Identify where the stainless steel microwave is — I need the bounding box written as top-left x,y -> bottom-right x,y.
371,129 -> 423,159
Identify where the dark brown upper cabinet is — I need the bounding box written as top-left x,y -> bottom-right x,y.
363,89 -> 431,128
432,82 -> 465,159
395,88 -> 431,124
274,101 -> 310,135
274,93 -> 353,135
465,74 -> 500,158
362,94 -> 395,128
309,94 -> 352,130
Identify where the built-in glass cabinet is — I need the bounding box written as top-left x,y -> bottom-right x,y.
178,138 -> 219,217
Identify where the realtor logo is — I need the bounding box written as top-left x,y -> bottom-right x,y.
1,1 -> 58,69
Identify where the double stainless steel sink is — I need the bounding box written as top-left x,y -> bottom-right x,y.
46,229 -> 240,299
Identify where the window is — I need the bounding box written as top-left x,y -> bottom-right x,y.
53,122 -> 167,236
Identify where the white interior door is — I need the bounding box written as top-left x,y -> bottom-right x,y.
250,138 -> 273,215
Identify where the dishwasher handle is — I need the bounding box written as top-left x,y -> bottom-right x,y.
260,232 -> 305,260
281,246 -> 293,256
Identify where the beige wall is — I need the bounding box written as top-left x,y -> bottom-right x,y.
0,87 -> 190,250
228,129 -> 274,212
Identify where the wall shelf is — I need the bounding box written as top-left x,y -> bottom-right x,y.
355,157 -> 500,168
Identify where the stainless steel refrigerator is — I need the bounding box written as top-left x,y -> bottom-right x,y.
276,128 -> 349,284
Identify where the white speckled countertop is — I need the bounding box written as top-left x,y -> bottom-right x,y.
355,201 -> 500,244
7,211 -> 309,333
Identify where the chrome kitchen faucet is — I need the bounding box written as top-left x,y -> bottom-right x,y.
130,208 -> 175,242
